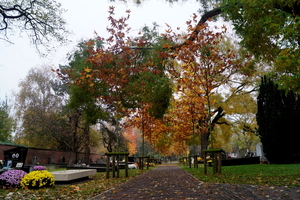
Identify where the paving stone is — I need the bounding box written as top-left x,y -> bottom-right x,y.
90,164 -> 300,200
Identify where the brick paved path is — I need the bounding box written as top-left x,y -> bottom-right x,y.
90,164 -> 300,199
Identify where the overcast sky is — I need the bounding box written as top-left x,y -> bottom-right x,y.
0,0 -> 219,100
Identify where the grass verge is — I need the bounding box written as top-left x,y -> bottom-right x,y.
181,164 -> 300,186
0,168 -> 150,199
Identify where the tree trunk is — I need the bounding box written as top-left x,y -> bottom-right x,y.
200,107 -> 226,158
201,131 -> 210,157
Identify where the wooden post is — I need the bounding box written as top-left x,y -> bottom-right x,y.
105,152 -> 129,179
139,157 -> 143,170
147,157 -> 150,169
213,154 -> 217,174
125,154 -> 128,177
217,152 -> 222,174
106,155 -> 110,179
203,152 -> 207,174
194,155 -> 198,168
112,155 -> 116,178
138,156 -> 150,170
202,149 -> 223,175
117,155 -> 120,178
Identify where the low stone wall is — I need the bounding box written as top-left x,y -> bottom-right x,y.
221,156 -> 260,166
0,143 -> 104,166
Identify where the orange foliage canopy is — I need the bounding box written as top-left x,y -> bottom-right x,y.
60,7 -> 252,156
122,127 -> 137,155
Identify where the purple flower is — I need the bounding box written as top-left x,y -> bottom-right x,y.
33,166 -> 46,171
0,170 -> 27,188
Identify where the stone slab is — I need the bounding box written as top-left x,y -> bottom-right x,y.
51,169 -> 97,181
67,166 -> 108,172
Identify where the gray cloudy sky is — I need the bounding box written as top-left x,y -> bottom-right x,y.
0,0 -> 209,100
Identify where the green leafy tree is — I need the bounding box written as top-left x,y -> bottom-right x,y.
14,65 -> 66,148
14,65 -> 87,156
220,92 -> 259,153
61,40 -> 109,163
257,76 -> 300,164
0,98 -> 15,142
118,0 -> 299,58
0,0 -> 69,51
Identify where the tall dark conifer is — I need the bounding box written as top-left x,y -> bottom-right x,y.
257,76 -> 300,163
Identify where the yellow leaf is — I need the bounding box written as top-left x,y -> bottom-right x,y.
84,68 -> 92,73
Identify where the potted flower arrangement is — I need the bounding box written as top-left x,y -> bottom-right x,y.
0,169 -> 27,188
20,170 -> 55,189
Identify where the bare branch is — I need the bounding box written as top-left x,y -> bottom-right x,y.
0,0 -> 69,52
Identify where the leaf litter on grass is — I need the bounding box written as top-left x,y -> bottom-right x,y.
0,168 -> 149,199
181,164 -> 300,186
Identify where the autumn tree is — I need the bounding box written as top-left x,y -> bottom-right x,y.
0,98 -> 15,142
119,23 -> 173,156
153,96 -> 198,156
14,65 -> 67,149
122,127 -> 138,155
114,0 -> 300,91
215,91 -> 259,153
124,69 -> 172,155
117,0 -> 299,60
0,0 -> 69,51
59,39 -> 128,154
64,8 -> 173,156
164,19 -> 252,152
58,40 -> 109,164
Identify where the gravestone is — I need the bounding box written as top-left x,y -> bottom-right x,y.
238,149 -> 247,158
32,156 -> 38,164
50,156 -> 55,164
6,160 -> 12,168
256,143 -> 266,162
96,158 -> 105,164
4,147 -> 28,168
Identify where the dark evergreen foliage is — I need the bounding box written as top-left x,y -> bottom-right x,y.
257,76 -> 300,164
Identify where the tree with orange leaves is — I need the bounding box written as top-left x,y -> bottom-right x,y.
122,127 -> 138,155
60,7 -> 172,154
162,15 -> 252,153
120,13 -> 252,156
60,7 -> 252,157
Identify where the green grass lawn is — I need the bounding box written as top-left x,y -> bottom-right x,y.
0,168 -> 149,200
181,164 -> 300,186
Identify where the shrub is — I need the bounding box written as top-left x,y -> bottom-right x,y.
33,165 -> 46,171
20,170 -> 55,189
0,169 -> 27,188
